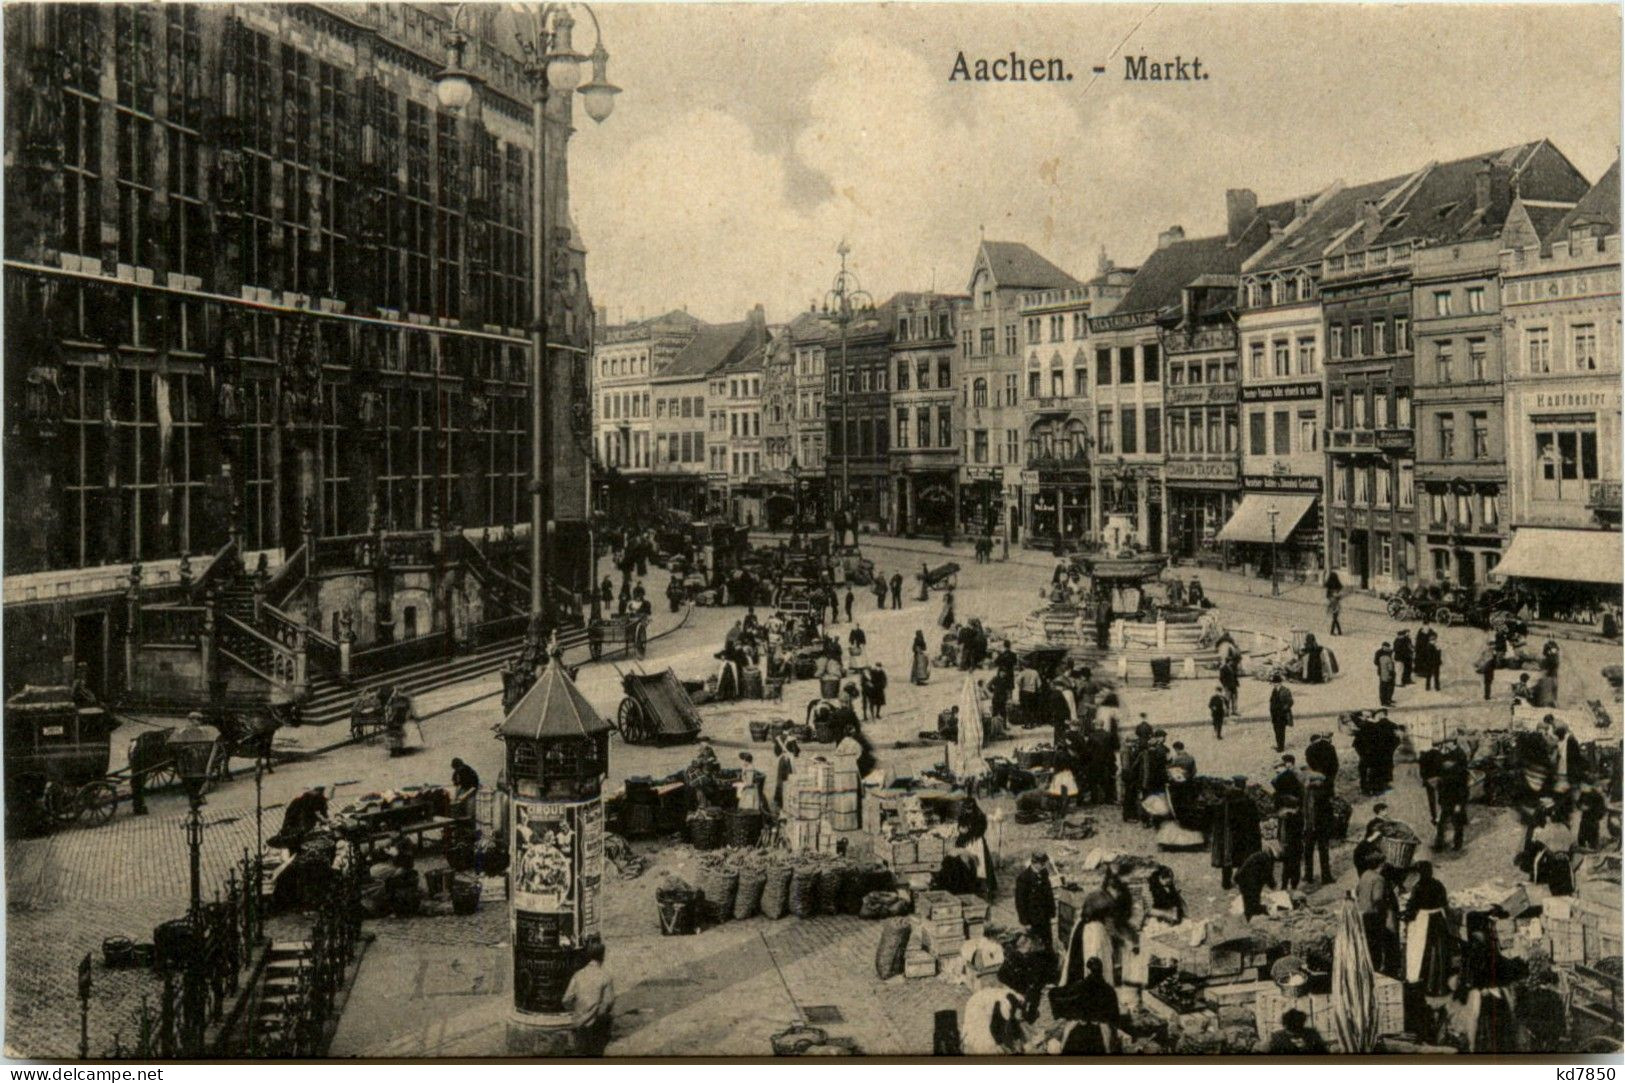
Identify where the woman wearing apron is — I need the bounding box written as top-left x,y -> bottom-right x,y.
1403,861 -> 1454,996
911,630 -> 932,685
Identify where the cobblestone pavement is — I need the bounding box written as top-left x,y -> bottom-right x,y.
9,537 -> 1617,1058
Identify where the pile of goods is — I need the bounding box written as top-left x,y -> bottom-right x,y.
686,807 -> 727,851
900,890 -> 994,983
332,786 -> 452,832
663,849 -> 897,929
604,833 -> 647,880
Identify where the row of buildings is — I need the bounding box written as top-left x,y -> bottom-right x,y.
594,139 -> 1620,610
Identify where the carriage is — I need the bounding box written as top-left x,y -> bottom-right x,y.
589,614 -> 649,660
1384,583 -> 1528,638
2,684 -> 221,833
615,669 -> 703,746
917,560 -> 961,593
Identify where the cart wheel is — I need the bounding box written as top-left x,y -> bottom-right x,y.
144,761 -> 177,790
617,699 -> 647,745
1386,598 -> 1403,618
42,783 -> 79,825
1438,607 -> 1459,627
78,781 -> 118,826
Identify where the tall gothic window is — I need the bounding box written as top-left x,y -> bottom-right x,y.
164,6 -> 205,279
61,6 -> 102,258
114,6 -> 156,269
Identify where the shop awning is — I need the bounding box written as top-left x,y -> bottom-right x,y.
1493,527 -> 1623,585
1216,494 -> 1316,545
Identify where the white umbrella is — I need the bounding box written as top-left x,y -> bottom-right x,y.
950,674 -> 990,784
1330,898 -> 1379,1053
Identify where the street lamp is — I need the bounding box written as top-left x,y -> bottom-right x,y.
789,455 -> 803,534
167,713 -> 221,920
823,241 -> 873,536
1266,501 -> 1281,597
434,3 -> 615,632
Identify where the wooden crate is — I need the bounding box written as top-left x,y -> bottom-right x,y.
1203,979 -> 1273,1009
916,834 -> 947,867
1374,974 -> 1404,1035
1255,986 -> 1315,1041
956,895 -> 990,924
917,890 -> 962,920
904,950 -> 937,979
964,917 -> 986,943
1144,990 -> 1217,1033
887,836 -> 919,866
1585,924 -> 1623,965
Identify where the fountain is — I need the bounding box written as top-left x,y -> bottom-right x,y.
1010,544 -> 1289,682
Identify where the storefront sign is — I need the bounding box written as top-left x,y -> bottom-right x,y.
1244,473 -> 1323,493
1375,428 -> 1413,452
1167,383 -> 1238,407
963,466 -> 1004,482
1166,459 -> 1239,482
1020,470 -> 1041,487
1242,381 -> 1322,402
1532,389 -> 1620,410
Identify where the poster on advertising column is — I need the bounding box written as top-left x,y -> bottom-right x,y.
578,798 -> 605,940
513,801 -> 577,919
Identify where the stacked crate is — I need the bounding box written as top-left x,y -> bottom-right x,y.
913,891 -> 966,974
1548,896 -> 1620,965
1253,975 -> 1403,1050
957,895 -> 990,942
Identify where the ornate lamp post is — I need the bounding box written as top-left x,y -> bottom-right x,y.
166,713 -> 219,1054
823,241 -> 872,535
499,660 -> 611,1053
1267,501 -> 1281,597
436,3 -> 617,629
789,455 -> 803,533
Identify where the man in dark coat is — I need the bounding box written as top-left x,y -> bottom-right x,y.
1218,657 -> 1240,715
1094,599 -> 1113,650
1014,852 -> 1056,948
1393,630 -> 1414,686
1208,685 -> 1229,740
1086,726 -> 1117,806
1302,771 -> 1335,885
1119,736 -> 1144,823
993,640 -> 1019,684
1211,777 -> 1262,889
1049,957 -> 1121,1030
1272,754 -> 1305,809
1432,746 -> 1471,851
1305,732 -> 1339,781
889,572 -> 904,609
1235,845 -> 1278,919
1268,676 -> 1294,752
1373,642 -> 1396,707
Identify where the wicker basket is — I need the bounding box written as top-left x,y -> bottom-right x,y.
750,721 -> 773,742
727,809 -> 764,848
1381,836 -> 1418,869
689,813 -> 726,851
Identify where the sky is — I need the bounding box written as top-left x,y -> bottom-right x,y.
562,3 -> 1622,327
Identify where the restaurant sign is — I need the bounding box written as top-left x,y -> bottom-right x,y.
1166,459 -> 1239,482
1167,383 -> 1238,407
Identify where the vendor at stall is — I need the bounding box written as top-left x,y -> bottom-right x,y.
450,758 -> 480,819
271,785 -> 330,851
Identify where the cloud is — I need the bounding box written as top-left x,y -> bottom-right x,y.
567,4 -> 1619,326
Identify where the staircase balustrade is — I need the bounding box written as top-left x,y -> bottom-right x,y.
217,613 -> 302,691
138,606 -> 208,646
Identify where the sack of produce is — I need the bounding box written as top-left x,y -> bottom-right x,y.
761,864 -> 794,919
838,865 -> 869,914
734,867 -> 767,920
874,918 -> 912,979
789,865 -> 822,918
698,864 -> 739,924
817,861 -> 847,915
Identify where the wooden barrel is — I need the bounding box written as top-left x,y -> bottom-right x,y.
797,785 -> 825,820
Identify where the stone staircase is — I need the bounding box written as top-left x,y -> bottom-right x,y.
252,940 -> 314,1048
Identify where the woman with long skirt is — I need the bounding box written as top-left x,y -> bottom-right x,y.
911,629 -> 932,685
1404,861 -> 1454,996
940,588 -> 957,630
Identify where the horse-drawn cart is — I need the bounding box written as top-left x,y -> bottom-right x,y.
615,669 -> 703,746
590,614 -> 649,660
4,685 -> 194,833
917,561 -> 960,593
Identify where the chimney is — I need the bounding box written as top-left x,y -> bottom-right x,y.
1097,245 -> 1113,275
1360,199 -> 1382,239
1157,225 -> 1186,250
1226,188 -> 1258,242
1295,197 -> 1312,221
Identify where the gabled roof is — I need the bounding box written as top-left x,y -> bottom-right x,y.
1548,158 -> 1620,243
499,660 -> 609,740
1111,201 -> 1295,321
654,319 -> 766,381
724,341 -> 767,374
1249,173 -> 1415,274
1335,140 -> 1590,252
978,241 -> 1079,290
788,310 -> 833,344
